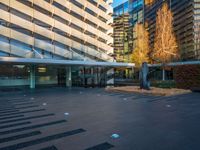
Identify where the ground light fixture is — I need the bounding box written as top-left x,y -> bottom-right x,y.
43,103 -> 47,106
111,134 -> 120,139
64,113 -> 70,116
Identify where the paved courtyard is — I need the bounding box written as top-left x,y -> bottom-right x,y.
0,87 -> 200,150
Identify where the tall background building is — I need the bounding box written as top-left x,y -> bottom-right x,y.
113,0 -> 144,63
114,0 -> 200,63
129,0 -> 144,60
113,1 -> 130,63
113,0 -> 144,79
145,0 -> 200,60
0,0 -> 119,88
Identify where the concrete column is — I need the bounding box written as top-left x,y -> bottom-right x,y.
66,66 -> 72,87
30,65 -> 36,89
83,67 -> 86,87
162,68 -> 165,81
106,68 -> 114,86
91,67 -> 94,87
94,67 -> 98,86
132,67 -> 134,78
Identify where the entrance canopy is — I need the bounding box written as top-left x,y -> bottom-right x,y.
0,57 -> 135,68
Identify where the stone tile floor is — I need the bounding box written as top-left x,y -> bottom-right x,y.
0,87 -> 200,150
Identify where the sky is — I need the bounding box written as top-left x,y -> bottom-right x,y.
112,0 -> 127,8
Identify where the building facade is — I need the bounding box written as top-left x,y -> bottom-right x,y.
0,0 -> 132,88
113,1 -> 130,63
114,0 -> 200,62
145,0 -> 200,60
129,0 -> 144,57
113,0 -> 144,79
113,0 -> 144,63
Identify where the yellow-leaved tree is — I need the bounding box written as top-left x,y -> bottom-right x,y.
152,2 -> 179,63
131,23 -> 150,89
145,0 -> 155,6
132,23 -> 150,67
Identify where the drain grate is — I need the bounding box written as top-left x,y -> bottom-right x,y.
0,129 -> 86,150
40,145 -> 58,150
0,120 -> 67,135
0,109 -> 45,118
13,102 -> 35,106
0,110 -> 19,114
0,114 -> 55,124
0,121 -> 31,129
0,131 -> 41,144
0,115 -> 24,121
16,105 -> 39,109
85,142 -> 114,150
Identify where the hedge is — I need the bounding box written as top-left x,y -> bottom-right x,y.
174,65 -> 200,89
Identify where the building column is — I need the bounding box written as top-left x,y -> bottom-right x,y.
66,66 -> 72,87
162,68 -> 165,81
91,67 -> 94,87
94,67 -> 98,86
106,68 -> 114,86
83,67 -> 86,87
30,65 -> 36,89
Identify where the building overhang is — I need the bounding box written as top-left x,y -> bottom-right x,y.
0,57 -> 135,68
148,61 -> 200,67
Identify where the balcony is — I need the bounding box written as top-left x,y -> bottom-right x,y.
106,0 -> 113,5
106,7 -> 113,15
107,28 -> 113,36
107,38 -> 114,45
107,18 -> 113,25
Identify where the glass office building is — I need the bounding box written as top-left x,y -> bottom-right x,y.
129,0 -> 144,26
113,0 -> 144,79
113,0 -> 144,63
129,0 -> 144,55
113,1 -> 130,63
115,0 -> 200,61
0,0 -> 133,88
113,1 -> 133,79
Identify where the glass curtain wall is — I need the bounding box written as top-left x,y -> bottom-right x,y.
114,1 -> 133,79
0,64 -> 69,88
71,66 -> 107,87
0,64 -> 29,88
0,64 -> 114,89
129,0 -> 144,51
114,1 -> 130,63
